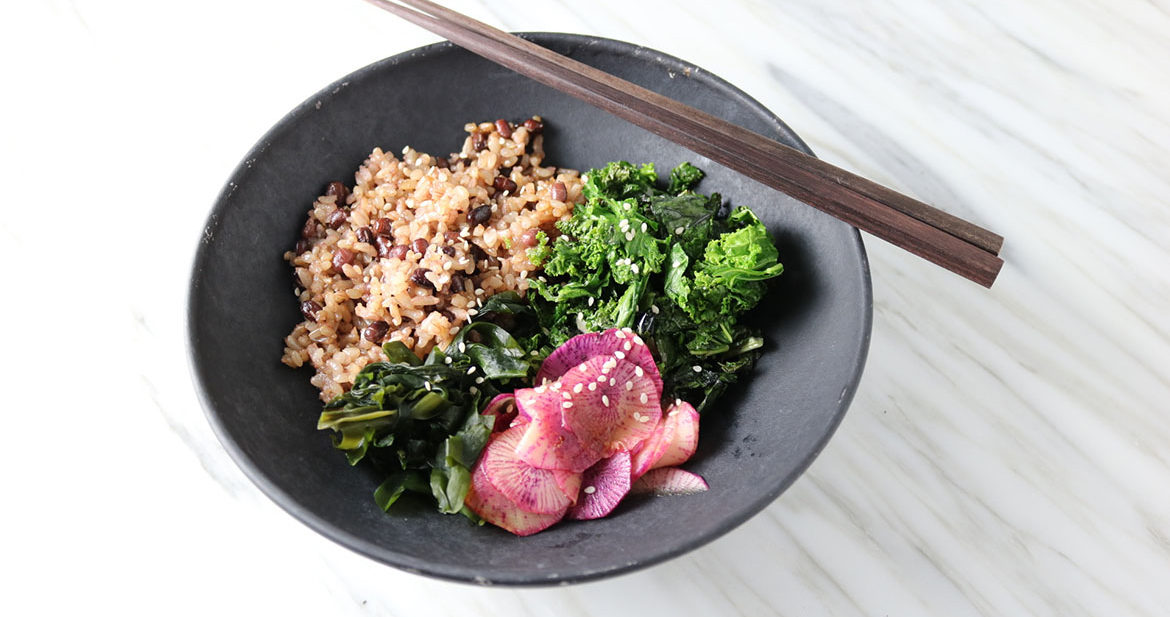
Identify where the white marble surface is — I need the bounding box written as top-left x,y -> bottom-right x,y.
2,0 -> 1168,614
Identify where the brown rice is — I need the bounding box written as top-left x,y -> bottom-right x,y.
281,117 -> 583,401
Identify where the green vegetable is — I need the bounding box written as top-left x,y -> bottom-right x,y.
318,292 -> 541,517
529,162 -> 669,339
531,161 -> 784,411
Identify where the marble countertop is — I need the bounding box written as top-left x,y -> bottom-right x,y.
3,0 -> 1168,614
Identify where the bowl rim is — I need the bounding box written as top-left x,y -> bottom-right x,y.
188,31 -> 873,586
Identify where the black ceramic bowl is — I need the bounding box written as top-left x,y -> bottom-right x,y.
189,33 -> 871,585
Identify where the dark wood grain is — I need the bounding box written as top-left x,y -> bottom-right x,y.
365,0 -> 1004,287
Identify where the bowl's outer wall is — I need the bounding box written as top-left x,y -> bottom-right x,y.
190,33 -> 872,585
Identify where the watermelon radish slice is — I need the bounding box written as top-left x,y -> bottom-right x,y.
553,469 -> 583,505
565,451 -> 632,520
630,467 -> 709,496
465,459 -> 566,536
629,412 -> 677,480
476,425 -> 581,514
654,400 -> 700,469
481,393 -> 517,432
536,329 -> 663,398
512,386 -> 601,473
555,355 -> 661,459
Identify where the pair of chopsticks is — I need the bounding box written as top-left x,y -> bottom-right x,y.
364,0 -> 1005,287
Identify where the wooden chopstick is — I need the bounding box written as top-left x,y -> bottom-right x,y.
363,0 -> 1005,287
391,0 -> 1003,258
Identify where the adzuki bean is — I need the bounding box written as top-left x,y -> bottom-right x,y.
300,300 -> 322,321
468,205 -> 492,226
410,268 -> 434,289
494,119 -> 512,139
332,248 -> 355,271
325,181 -> 350,206
362,320 -> 390,342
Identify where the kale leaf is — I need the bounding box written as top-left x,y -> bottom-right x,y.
531,161 -> 785,412
318,292 -> 541,518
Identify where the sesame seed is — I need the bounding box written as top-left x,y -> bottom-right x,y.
675,226 -> 684,235
573,383 -> 583,393
597,374 -> 607,383
641,222 -> 648,232
535,385 -> 546,393
638,415 -> 650,423
614,330 -> 626,339
625,232 -> 635,242
601,395 -> 609,407
424,381 -> 432,391
588,382 -> 597,391
583,486 -> 597,495
675,398 -> 683,406
615,350 -> 626,360
632,412 -> 642,422
630,263 -> 639,274
458,342 -> 466,353
562,401 -> 573,409
470,386 -> 479,394
450,326 -> 461,335
650,305 -> 660,314
634,366 -> 643,377
639,393 -> 648,404
693,365 -> 703,373
519,270 -> 528,279
444,356 -> 453,365
467,308 -> 478,316
531,350 -> 539,356
609,378 -> 616,387
467,366 -> 477,375
475,376 -> 484,384
633,336 -> 644,345
623,341 -> 632,351
626,381 -> 634,391
562,391 -> 572,400
588,297 -> 594,306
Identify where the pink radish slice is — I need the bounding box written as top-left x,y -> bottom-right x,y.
481,393 -> 517,432
654,400 -> 700,469
553,469 -> 583,505
555,355 -> 661,459
513,387 -> 601,473
630,467 -> 708,496
478,425 -> 580,514
536,329 -> 663,398
465,460 -> 566,536
629,413 -> 677,480
565,451 -> 632,520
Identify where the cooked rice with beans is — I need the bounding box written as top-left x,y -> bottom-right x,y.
282,117 -> 583,401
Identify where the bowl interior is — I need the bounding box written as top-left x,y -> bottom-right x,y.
189,33 -> 871,585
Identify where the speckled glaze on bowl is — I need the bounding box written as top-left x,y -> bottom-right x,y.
188,33 -> 871,586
